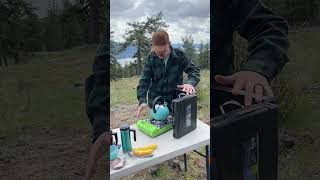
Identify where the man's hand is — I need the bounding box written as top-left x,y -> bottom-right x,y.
136,103 -> 148,119
84,132 -> 111,180
215,71 -> 274,106
177,84 -> 196,95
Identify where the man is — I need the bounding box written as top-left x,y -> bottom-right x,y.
212,0 -> 289,108
136,31 -> 201,119
84,33 -> 108,180
212,0 -> 289,179
136,31 -> 201,175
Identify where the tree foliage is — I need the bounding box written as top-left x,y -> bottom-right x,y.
0,0 -> 41,64
0,0 -> 109,65
198,41 -> 209,69
110,31 -> 122,80
119,12 -> 168,75
182,35 -> 196,61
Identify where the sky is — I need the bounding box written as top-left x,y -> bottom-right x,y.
111,0 -> 210,44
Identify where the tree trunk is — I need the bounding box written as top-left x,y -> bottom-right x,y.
136,46 -> 142,75
3,55 -> 8,67
137,57 -> 142,75
14,53 -> 20,64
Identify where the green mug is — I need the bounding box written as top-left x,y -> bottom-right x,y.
120,124 -> 136,153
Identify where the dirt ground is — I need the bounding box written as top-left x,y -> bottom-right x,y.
0,128 -> 92,179
110,104 -> 138,129
0,105 -> 140,180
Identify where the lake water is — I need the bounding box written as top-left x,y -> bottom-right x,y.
117,58 -> 136,67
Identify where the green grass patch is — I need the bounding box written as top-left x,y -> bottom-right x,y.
110,76 -> 140,107
0,45 -> 97,139
276,30 -> 320,179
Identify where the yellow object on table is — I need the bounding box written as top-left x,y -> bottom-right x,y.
132,144 -> 158,156
133,144 -> 157,151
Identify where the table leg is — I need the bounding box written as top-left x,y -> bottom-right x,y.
184,153 -> 187,172
206,145 -> 210,180
193,147 -> 210,179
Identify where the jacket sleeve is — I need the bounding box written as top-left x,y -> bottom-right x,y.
85,54 -> 108,143
137,55 -> 152,106
182,54 -> 201,87
232,0 -> 289,81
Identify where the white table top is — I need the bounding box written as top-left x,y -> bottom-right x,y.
110,120 -> 210,180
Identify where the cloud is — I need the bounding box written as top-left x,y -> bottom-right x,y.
111,0 -> 210,43
111,0 -> 148,18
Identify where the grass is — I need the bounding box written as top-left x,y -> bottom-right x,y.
0,45 -> 97,140
194,70 -> 210,121
280,29 -> 320,127
110,76 -> 139,107
276,29 -> 320,180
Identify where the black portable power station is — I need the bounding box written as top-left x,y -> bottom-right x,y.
211,85 -> 279,180
172,92 -> 198,139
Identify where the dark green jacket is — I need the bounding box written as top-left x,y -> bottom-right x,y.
137,46 -> 200,108
85,34 -> 108,143
213,0 -> 289,81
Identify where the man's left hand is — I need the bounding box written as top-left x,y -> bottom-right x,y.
215,71 -> 274,106
177,84 -> 196,95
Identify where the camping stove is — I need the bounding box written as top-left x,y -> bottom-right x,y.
136,116 -> 173,138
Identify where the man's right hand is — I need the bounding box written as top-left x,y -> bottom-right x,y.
136,103 -> 148,119
215,71 -> 274,106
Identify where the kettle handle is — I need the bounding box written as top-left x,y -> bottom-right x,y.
111,131 -> 118,145
152,96 -> 165,113
178,93 -> 186,98
130,129 -> 136,141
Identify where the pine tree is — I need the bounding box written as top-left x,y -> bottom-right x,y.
119,12 -> 168,75
181,35 -> 196,61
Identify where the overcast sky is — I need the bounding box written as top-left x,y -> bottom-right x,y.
111,0 -> 210,44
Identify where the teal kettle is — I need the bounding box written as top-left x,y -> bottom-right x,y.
150,96 -> 170,121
